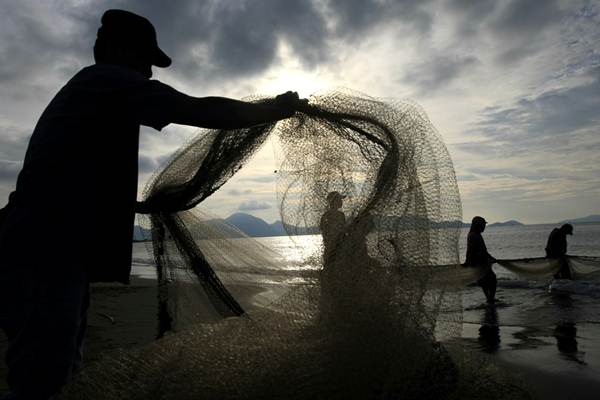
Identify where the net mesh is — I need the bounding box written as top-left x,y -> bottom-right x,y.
497,256 -> 600,280
63,90 -> 476,399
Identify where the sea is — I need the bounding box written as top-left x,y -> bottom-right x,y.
131,223 -> 600,394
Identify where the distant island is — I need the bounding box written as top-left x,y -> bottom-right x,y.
559,214 -> 600,224
133,213 -> 599,240
133,212 -> 318,241
488,220 -> 524,227
458,220 -> 524,228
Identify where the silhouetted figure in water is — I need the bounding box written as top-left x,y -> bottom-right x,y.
319,192 -> 347,318
0,9 -> 303,399
546,223 -> 573,280
319,191 -> 347,268
465,216 -> 497,304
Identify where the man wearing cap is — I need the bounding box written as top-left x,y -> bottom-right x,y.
545,223 -> 574,279
0,9 -> 304,399
464,216 -> 497,304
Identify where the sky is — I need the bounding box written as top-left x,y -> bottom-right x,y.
0,0 -> 599,224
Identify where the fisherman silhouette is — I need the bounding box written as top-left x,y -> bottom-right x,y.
545,223 -> 574,280
319,203 -> 390,322
318,191 -> 347,319
0,9 -> 304,399
464,216 -> 497,304
319,191 -> 347,268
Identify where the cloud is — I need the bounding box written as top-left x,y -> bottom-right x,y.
403,54 -> 479,93
0,161 -> 22,183
238,200 -> 271,211
138,154 -> 158,174
467,66 -> 600,146
227,188 -> 252,196
488,0 -> 573,64
241,175 -> 277,183
1,0 -> 599,223
327,0 -> 433,37
0,126 -> 29,161
491,0 -> 565,37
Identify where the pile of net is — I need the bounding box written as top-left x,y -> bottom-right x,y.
62,90 -> 528,400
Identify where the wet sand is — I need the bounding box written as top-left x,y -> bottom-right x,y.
2,277 -> 600,399
0,276 -> 159,395
0,275 -> 269,396
460,297 -> 600,400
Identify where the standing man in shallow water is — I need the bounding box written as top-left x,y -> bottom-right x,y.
0,9 -> 303,399
545,223 -> 574,279
465,216 -> 497,304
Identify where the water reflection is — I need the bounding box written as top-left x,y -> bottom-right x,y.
549,292 -> 586,365
553,322 -> 586,365
478,305 -> 500,353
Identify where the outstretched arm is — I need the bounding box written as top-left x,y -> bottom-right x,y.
170,91 -> 302,130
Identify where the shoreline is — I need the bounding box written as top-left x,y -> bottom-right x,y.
2,273 -> 600,398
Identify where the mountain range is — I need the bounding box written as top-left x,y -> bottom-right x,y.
133,212 -> 318,241
559,215 -> 600,224
134,213 -> 599,240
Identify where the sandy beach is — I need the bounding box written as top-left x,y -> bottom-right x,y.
0,276 -> 158,395
2,272 -> 600,399
0,275 -> 275,396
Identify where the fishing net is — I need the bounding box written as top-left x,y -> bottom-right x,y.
428,256 -> 600,288
64,90 -> 470,399
497,256 -> 600,280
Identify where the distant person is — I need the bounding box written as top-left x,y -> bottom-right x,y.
319,191 -> 347,319
0,9 -> 304,399
465,216 -> 497,304
319,191 -> 347,267
545,223 -> 574,279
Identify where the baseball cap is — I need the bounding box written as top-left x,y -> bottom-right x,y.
472,216 -> 487,225
326,191 -> 346,203
97,9 -> 171,68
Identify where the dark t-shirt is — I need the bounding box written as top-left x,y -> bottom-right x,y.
465,231 -> 493,267
545,228 -> 567,258
0,64 -> 184,283
319,209 -> 346,262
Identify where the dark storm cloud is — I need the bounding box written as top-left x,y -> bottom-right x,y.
75,0 -> 329,81
490,0 -> 575,64
470,66 -> 600,144
0,0 -> 590,92
446,0 -> 497,32
0,0 -> 440,89
0,3 -> 93,87
446,0 -> 584,65
403,54 -> 478,93
327,0 -> 433,37
238,200 -> 271,211
491,0 -> 565,36
209,1 -> 329,75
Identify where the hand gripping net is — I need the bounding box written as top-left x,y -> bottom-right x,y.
64,90 -> 474,399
